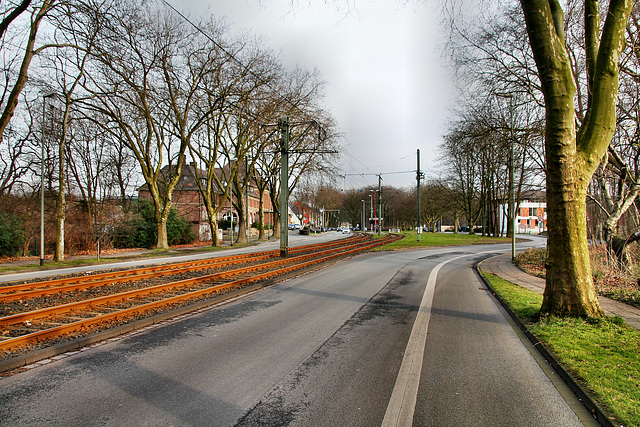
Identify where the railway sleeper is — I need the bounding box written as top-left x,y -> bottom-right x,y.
40,321 -> 65,327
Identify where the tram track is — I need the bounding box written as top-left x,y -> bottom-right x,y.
0,234 -> 399,360
0,234 -> 368,303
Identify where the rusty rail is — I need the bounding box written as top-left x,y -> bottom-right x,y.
0,234 -> 399,353
0,235 -> 367,302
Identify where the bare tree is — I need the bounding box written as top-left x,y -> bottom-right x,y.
0,0 -> 56,145
82,1 -> 227,250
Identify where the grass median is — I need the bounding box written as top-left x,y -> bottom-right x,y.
482,273 -> 640,427
371,231 -> 510,249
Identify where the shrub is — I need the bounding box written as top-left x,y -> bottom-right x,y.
0,213 -> 24,257
252,221 -> 273,230
107,201 -> 195,249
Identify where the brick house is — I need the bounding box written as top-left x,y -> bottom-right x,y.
138,162 -> 274,241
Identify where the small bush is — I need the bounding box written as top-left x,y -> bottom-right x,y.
0,213 -> 24,257
252,221 -> 273,230
107,201 -> 195,249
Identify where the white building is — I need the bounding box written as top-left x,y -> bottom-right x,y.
499,200 -> 547,235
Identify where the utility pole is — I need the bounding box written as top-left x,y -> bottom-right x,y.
279,116 -> 289,257
361,200 -> 365,233
245,156 -> 249,242
369,194 -> 373,231
378,175 -> 382,236
416,149 -> 422,242
496,92 -> 517,261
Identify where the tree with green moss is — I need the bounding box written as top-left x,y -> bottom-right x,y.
520,0 -> 634,317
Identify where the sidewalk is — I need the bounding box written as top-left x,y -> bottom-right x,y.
0,239 -> 269,270
0,249 -> 152,269
480,252 -> 640,331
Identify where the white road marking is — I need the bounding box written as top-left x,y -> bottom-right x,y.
382,251 -> 493,426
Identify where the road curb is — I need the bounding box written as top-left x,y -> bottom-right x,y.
475,257 -> 615,427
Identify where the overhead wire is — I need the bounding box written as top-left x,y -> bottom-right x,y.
159,0 -> 310,121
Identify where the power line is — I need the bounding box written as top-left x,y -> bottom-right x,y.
159,0 -> 308,118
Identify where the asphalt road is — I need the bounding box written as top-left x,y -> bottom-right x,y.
0,238 -> 594,426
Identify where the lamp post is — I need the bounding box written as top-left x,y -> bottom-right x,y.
40,92 -> 56,267
370,189 -> 377,233
417,149 -> 422,241
497,92 -> 516,261
361,200 -> 365,233
377,175 -> 382,236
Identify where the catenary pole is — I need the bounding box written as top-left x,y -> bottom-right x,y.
416,149 -> 421,242
378,175 -> 382,236
279,116 -> 289,257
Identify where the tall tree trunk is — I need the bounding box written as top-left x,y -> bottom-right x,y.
273,210 -> 281,239
210,218 -> 220,247
156,216 -> 169,250
521,0 -> 633,317
53,152 -> 65,261
258,199 -> 266,240
54,100 -> 73,262
235,190 -> 247,244
543,170 -> 602,316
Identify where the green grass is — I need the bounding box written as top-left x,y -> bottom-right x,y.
483,273 -> 640,426
372,231 -> 510,250
483,272 -> 543,320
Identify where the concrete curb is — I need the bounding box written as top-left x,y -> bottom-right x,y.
475,257 -> 615,427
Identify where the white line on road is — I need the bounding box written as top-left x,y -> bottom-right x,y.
382,251 -> 494,426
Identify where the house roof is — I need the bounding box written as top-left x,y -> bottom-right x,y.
137,163 -> 206,193
137,161 -> 265,199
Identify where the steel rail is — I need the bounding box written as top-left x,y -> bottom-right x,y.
0,234 -> 399,352
0,235 -> 393,329
0,235 -> 366,300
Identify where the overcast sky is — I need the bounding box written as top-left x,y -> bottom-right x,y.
170,0 -> 453,189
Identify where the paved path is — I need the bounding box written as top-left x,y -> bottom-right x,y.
480,252 -> 640,330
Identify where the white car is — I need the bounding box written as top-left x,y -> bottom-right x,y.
342,228 -> 350,234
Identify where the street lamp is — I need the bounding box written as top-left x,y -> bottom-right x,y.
496,92 -> 516,261
40,92 -> 56,267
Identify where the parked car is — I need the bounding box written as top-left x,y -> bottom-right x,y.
458,226 -> 469,232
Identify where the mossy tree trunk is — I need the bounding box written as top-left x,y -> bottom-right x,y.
520,0 -> 633,317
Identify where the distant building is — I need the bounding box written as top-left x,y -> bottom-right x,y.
138,162 -> 274,241
499,199 -> 547,235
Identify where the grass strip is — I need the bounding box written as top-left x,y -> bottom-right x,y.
373,231 -> 509,249
483,273 -> 640,427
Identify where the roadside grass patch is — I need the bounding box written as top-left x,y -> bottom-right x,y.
482,273 -> 542,320
374,231 -> 509,250
483,272 -> 640,426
